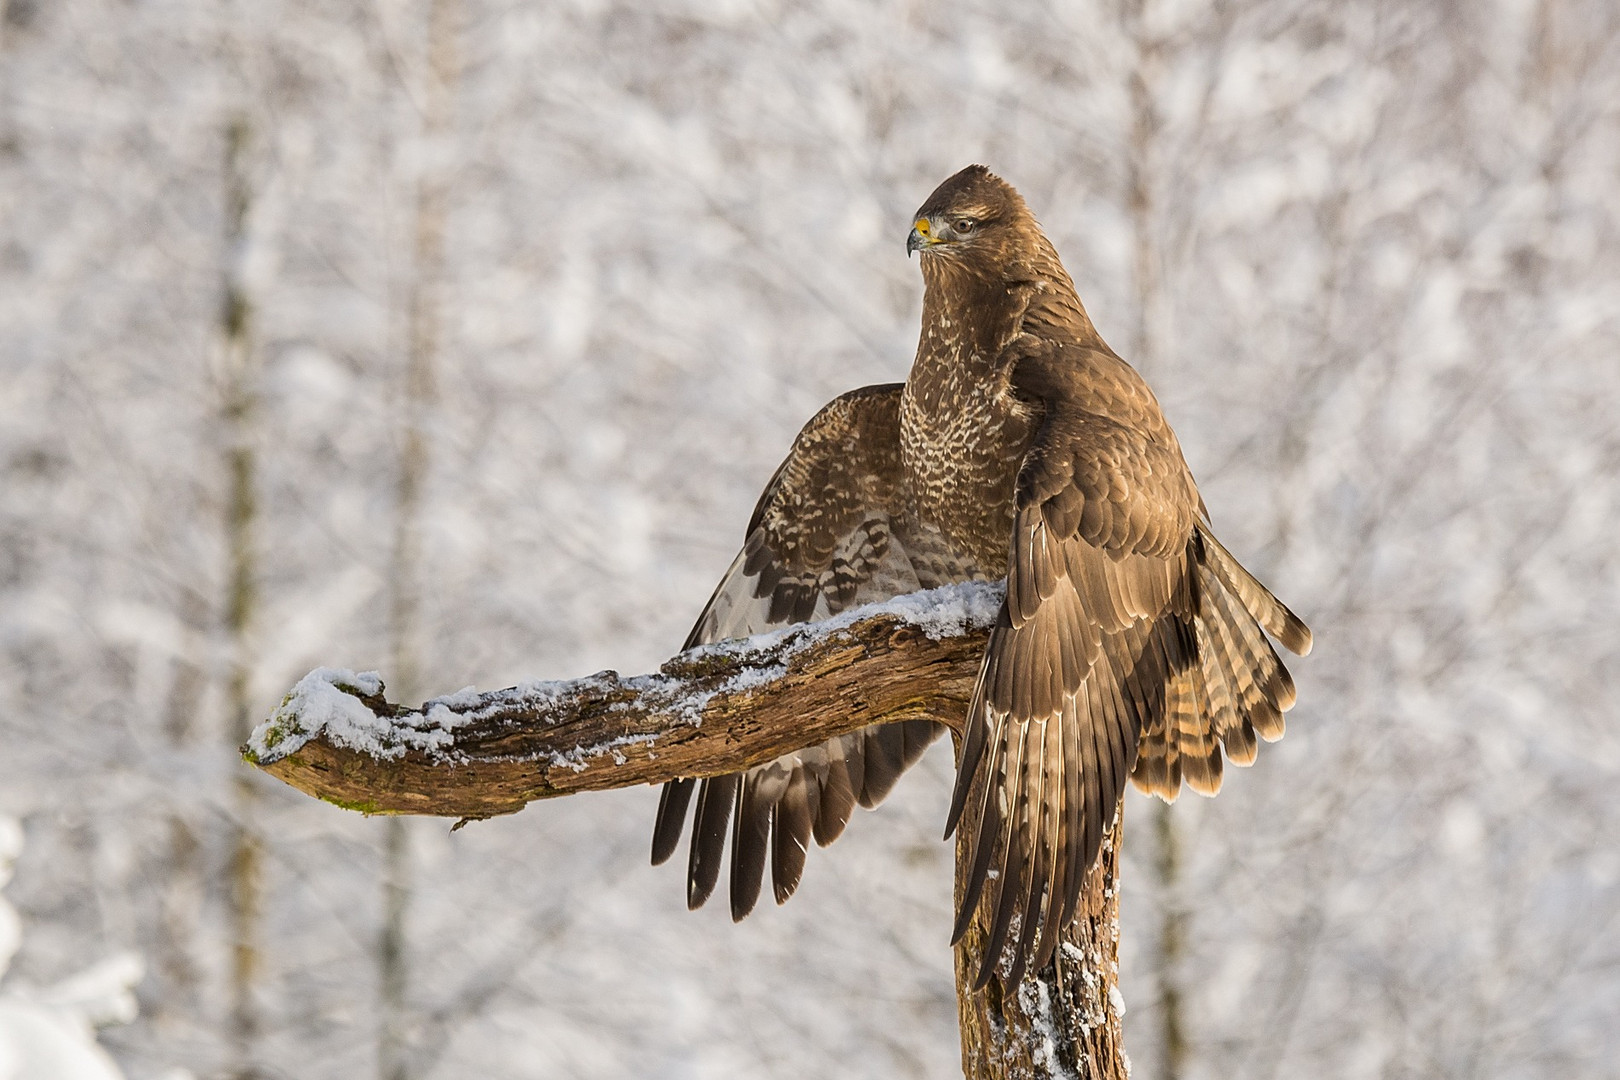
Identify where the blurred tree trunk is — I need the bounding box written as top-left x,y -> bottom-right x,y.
157,588 -> 209,1024
1121,2 -> 1188,1075
380,2 -> 461,1078
218,113 -> 264,1080
1150,801 -> 1188,1080
1123,0 -> 1165,380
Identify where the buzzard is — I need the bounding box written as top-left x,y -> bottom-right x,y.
651,165 -> 1311,986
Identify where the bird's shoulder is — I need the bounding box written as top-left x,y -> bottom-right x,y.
998,333 -> 1200,557
1002,334 -> 1169,435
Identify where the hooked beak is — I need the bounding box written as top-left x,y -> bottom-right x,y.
907,216 -> 935,256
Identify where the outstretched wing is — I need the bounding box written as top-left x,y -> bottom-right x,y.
652,383 -> 977,920
945,341 -> 1311,988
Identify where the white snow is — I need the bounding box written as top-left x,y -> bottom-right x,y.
1024,979 -> 1077,1078
550,732 -> 662,773
0,819 -> 142,1080
426,685 -> 483,710
247,667 -> 461,764
864,579 -> 1005,640
675,579 -> 1004,671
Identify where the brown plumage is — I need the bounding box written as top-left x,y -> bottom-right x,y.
651,165 -> 1311,986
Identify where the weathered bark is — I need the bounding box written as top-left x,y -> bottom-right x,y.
955,813 -> 1127,1080
247,583 -> 1127,1079
247,589 -> 994,814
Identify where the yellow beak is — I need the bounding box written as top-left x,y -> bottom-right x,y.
907,217 -> 935,255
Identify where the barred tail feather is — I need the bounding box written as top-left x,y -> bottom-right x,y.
1198,525 -> 1312,657
1128,534 -> 1308,803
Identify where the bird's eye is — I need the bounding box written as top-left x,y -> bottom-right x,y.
954,218 -> 977,233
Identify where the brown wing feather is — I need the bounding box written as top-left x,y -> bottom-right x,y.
652,384 -> 974,920
948,340 -> 1310,987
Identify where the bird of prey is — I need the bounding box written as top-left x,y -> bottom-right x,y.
651,165 -> 1310,987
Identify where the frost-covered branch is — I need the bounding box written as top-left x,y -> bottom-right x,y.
245,582 -> 1002,819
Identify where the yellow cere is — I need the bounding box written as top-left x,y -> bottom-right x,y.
914,218 -> 930,236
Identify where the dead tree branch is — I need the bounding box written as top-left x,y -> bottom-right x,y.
245,583 -> 1001,819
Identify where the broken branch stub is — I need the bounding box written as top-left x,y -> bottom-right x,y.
245,582 -> 1003,819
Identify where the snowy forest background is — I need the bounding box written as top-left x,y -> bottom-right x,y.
2,0 -> 1618,1077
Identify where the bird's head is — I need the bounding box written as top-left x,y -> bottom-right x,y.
907,165 -> 1034,276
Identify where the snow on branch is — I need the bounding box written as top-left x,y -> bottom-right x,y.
245,582 -> 1003,819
